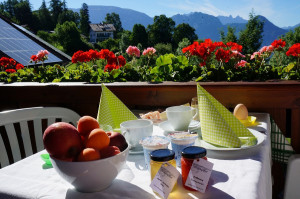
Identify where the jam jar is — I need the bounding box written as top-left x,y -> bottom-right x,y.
150,149 -> 176,181
181,146 -> 207,191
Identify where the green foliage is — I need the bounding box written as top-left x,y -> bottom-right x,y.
238,12 -> 264,54
271,26 -> 300,66
131,24 -> 148,48
176,38 -> 191,56
49,0 -> 63,25
58,9 -> 80,25
119,31 -> 132,53
98,38 -> 120,53
172,23 -> 197,48
154,43 -> 173,56
220,26 -> 238,43
147,15 -> 175,46
79,3 -> 90,37
36,0 -> 53,31
55,21 -> 92,55
103,12 -> 123,38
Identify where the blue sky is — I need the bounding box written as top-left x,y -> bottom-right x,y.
27,0 -> 300,28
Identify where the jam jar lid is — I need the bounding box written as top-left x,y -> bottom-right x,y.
150,149 -> 175,162
181,146 -> 206,159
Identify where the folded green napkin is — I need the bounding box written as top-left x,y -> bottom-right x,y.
197,84 -> 256,148
97,84 -> 137,130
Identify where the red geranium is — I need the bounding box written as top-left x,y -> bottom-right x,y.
286,43 -> 300,57
117,55 -> 126,67
104,54 -> 127,72
98,49 -> 111,59
5,69 -> 16,73
16,63 -> 24,70
0,57 -> 24,73
104,64 -> 118,71
226,42 -> 243,52
215,48 -> 231,63
271,39 -> 286,49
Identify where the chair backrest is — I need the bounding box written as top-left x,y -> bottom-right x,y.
284,154 -> 300,199
0,107 -> 81,168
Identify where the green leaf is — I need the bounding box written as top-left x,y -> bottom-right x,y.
195,76 -> 204,81
285,62 -> 295,72
111,69 -> 121,78
156,54 -> 173,67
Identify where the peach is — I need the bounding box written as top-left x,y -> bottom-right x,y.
77,148 -> 101,161
85,128 -> 110,151
77,116 -> 100,136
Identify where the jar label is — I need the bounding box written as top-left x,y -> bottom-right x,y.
150,162 -> 180,199
185,158 -> 213,193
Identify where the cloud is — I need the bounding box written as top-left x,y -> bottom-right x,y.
161,0 -> 275,20
161,0 -> 228,16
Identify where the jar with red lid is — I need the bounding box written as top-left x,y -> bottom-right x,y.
181,146 -> 207,191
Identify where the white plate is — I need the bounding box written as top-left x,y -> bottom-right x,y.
159,120 -> 200,135
194,129 -> 266,159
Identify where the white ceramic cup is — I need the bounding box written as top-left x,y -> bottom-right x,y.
120,119 -> 153,152
166,105 -> 198,131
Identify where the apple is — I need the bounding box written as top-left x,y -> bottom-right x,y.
100,146 -> 121,159
43,122 -> 83,161
106,131 -> 128,152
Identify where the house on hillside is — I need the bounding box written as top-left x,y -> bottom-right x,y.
89,23 -> 116,43
0,14 -> 71,66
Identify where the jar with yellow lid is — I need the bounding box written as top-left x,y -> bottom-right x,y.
150,149 -> 176,181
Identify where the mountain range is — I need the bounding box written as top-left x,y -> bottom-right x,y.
72,5 -> 299,46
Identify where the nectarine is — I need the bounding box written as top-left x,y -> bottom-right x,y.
85,128 -> 110,151
77,148 -> 101,161
77,116 -> 100,136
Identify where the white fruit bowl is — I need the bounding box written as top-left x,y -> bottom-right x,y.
50,146 -> 129,192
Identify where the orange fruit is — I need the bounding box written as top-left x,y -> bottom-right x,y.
77,148 -> 101,161
85,128 -> 110,151
77,116 -> 100,136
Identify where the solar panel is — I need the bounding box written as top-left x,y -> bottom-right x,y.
0,18 -> 62,66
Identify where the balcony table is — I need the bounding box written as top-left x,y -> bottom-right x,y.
0,113 -> 272,199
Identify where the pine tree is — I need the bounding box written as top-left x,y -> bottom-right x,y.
220,26 -> 238,43
49,0 -> 63,25
79,3 -> 90,37
37,0 -> 53,30
238,12 -> 264,54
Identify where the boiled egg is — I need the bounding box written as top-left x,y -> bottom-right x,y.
233,104 -> 248,120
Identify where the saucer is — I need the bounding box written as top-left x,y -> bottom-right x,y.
159,120 -> 200,135
128,146 -> 144,155
129,149 -> 144,155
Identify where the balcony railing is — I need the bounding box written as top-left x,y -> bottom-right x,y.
1,81 -> 300,153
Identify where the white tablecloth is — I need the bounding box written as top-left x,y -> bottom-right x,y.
0,113 -> 272,199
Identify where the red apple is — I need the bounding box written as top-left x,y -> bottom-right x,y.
106,131 -> 128,152
100,146 -> 121,159
43,122 -> 83,161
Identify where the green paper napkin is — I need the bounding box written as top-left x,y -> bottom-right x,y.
197,84 -> 256,148
97,84 -> 137,130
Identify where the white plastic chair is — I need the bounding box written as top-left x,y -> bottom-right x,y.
284,154 -> 300,199
0,107 -> 81,168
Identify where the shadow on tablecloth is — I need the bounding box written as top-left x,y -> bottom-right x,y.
65,179 -> 156,199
